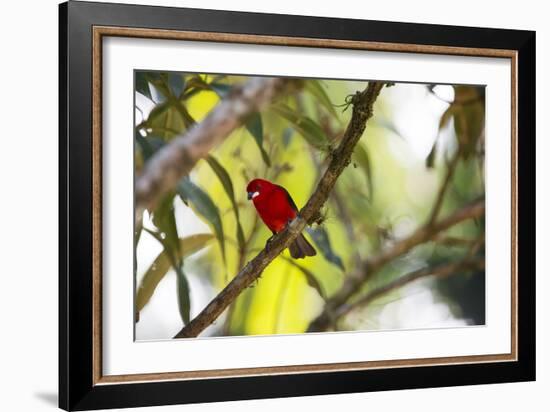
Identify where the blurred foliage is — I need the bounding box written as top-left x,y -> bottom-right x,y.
136,233 -> 213,313
134,71 -> 486,338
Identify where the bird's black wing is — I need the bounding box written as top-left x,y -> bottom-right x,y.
276,184 -> 299,212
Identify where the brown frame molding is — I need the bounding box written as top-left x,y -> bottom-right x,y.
92,26 -> 518,386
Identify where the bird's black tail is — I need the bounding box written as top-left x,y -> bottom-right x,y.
289,233 -> 317,259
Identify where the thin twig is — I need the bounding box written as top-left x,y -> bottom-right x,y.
428,150 -> 461,225
337,235 -> 484,320
433,235 -> 480,248
330,187 -> 362,267
173,82 -> 385,338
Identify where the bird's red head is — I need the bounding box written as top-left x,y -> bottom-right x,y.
246,178 -> 275,201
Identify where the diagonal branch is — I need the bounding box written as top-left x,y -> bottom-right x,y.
135,77 -> 293,220
174,82 -> 385,338
307,199 -> 484,332
334,246 -> 485,321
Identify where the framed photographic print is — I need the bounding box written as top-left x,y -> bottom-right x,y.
59,1 -> 535,410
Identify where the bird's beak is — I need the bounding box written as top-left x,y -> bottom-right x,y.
247,191 -> 259,200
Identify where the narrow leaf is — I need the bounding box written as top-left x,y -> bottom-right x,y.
147,102 -> 186,139
209,82 -> 232,98
173,100 -> 196,128
167,73 -> 185,98
175,265 -> 191,324
177,178 -> 226,264
454,102 -> 484,158
305,80 -> 338,119
272,103 -> 329,150
205,156 -> 236,200
205,155 -> 246,250
136,233 -> 214,312
245,113 -> 271,167
282,257 -> 327,300
135,72 -> 152,100
146,101 -> 170,124
136,133 -> 165,161
185,75 -> 211,91
352,144 -> 374,200
152,194 -> 179,255
148,80 -> 169,103
306,227 -> 345,271
443,86 -> 485,159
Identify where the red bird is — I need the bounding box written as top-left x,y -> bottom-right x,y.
246,178 -> 316,259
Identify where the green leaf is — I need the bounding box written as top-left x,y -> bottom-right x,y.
146,102 -> 186,140
175,265 -> 191,324
209,82 -> 232,98
181,76 -> 232,101
136,132 -> 165,161
271,104 -> 329,150
167,73 -> 185,98
145,72 -> 162,82
150,73 -> 195,128
306,227 -> 345,271
152,194 -> 179,255
150,74 -> 195,133
177,178 -> 226,264
305,80 -> 338,119
442,86 -> 485,159
147,101 -> 170,123
173,100 -> 196,128
282,257 -> 327,300
352,143 -> 374,200
205,155 -> 236,201
454,104 -> 484,158
135,72 -> 152,100
136,233 -> 214,312
245,113 -> 271,167
148,80 -> 169,103
185,75 -> 211,91
205,155 -> 246,250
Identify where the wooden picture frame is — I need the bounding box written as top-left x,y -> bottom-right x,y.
59,1 -> 535,410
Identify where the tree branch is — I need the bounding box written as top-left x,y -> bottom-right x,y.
334,252 -> 485,320
174,82 -> 385,338
307,199 -> 484,332
135,77 -> 292,220
427,150 -> 461,225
